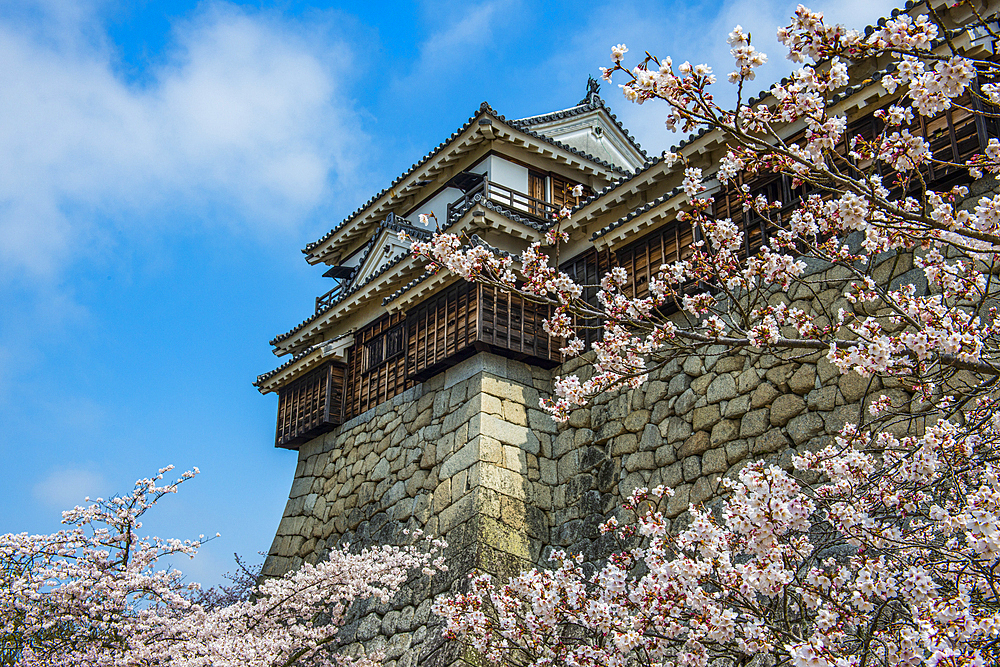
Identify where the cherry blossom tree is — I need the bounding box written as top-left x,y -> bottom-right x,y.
0,467 -> 446,667
408,2 -> 1000,666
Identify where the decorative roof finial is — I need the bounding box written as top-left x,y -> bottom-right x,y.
579,76 -> 601,105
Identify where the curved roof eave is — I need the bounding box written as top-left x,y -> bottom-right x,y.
302,102 -> 628,265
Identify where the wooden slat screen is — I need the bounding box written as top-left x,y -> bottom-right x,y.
560,248 -> 611,348
478,284 -> 561,363
345,312 -> 412,419
614,219 -> 695,301
275,361 -> 346,449
406,280 -> 479,379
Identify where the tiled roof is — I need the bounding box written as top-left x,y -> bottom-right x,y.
269,215 -> 427,347
255,347 -> 318,387
382,202 -> 531,307
302,102 -> 627,261
346,213 -> 431,291
513,91 -> 648,161
591,185 -> 685,241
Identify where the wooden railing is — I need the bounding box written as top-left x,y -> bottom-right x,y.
446,179 -> 560,224
275,361 -> 346,449
315,279 -> 349,313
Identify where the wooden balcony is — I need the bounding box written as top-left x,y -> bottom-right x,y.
275,361 -> 346,449
447,178 -> 560,225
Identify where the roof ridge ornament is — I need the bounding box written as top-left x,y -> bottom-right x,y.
579,76 -> 602,106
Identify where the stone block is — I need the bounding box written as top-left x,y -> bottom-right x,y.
384,480 -> 408,507
619,471 -> 647,497
839,371 -> 878,403
476,414 -> 539,454
665,483 -> 691,518
765,364 -> 796,387
788,365 -> 816,395
787,413 -> 825,445
723,393 -> 750,419
540,458 -> 557,485
656,444 -> 677,467
596,459 -> 621,493
663,460 -> 683,488
683,357 -> 702,375
556,450 -> 581,484
611,433 -> 639,456
624,409 -> 650,432
625,450 -> 655,472
568,409 -> 590,428
595,420 -> 625,445
644,380 -> 668,407
702,447 -> 728,474
682,456 -> 701,481
691,373 -> 714,395
715,356 -> 745,373
692,404 -> 721,432
806,385 -> 838,411
371,458 -> 390,482
741,409 -> 770,437
737,369 -> 761,393
675,389 -> 698,416
651,401 -> 672,424
710,419 -> 739,446
433,479 -> 451,513
825,404 -> 861,435
473,463 -> 529,502
690,474 -> 718,506
770,394 -> 806,426
528,409 -> 558,434
667,373 -> 691,398
502,400 -> 528,427
640,423 -> 662,451
479,436 -> 504,465
816,356 -> 839,384
662,416 -> 692,443
725,439 -> 749,464
678,430 -> 711,458
706,374 -> 738,403
289,476 -> 312,498
751,383 -> 780,408
753,429 -> 789,454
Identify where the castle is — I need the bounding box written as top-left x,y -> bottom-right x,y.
254,2 -> 1000,664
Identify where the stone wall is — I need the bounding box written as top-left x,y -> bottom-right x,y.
263,352 -> 562,667
265,256 -> 938,665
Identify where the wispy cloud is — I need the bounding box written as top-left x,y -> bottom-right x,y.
389,0 -> 519,108
0,1 -> 369,283
32,466 -> 107,511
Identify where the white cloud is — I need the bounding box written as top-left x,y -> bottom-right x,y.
32,466 -> 107,510
0,1 -> 368,282
389,0 -> 518,102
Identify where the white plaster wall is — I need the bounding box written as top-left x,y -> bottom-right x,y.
489,157 -> 529,194
407,186 -> 462,224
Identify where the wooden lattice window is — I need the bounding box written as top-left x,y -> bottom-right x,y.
345,313 -> 412,419
614,220 -> 695,300
478,284 -> 561,363
551,175 -> 588,210
275,361 -> 346,449
560,248 -> 611,348
406,280 -> 479,380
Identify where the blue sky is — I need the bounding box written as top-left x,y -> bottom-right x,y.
0,0 -> 900,586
